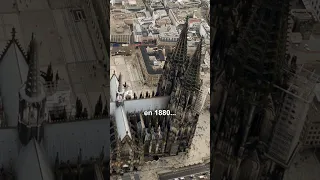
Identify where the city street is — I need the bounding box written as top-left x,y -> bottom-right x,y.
159,164 -> 210,180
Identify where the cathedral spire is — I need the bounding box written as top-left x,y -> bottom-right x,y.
11,28 -> 16,40
183,37 -> 203,91
170,16 -> 189,71
118,73 -> 123,92
25,33 -> 41,97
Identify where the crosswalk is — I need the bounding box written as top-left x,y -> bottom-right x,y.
169,171 -> 210,180
117,173 -> 140,180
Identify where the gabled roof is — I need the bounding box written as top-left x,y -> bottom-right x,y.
0,28 -> 29,126
123,96 -> 170,113
110,73 -> 119,102
0,29 -> 29,84
0,128 -> 20,168
118,73 -> 123,92
16,139 -> 55,180
110,96 -> 170,115
0,28 -> 27,63
115,106 -> 132,140
43,119 -> 109,164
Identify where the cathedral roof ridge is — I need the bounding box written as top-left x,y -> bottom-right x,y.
110,72 -> 118,80
118,73 -> 123,92
115,105 -> 132,140
16,138 -> 54,180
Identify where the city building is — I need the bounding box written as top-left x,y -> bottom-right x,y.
168,8 -> 202,27
301,0 -> 320,21
301,84 -> 320,148
290,9 -> 314,40
157,21 -> 202,48
110,0 -> 123,5
152,9 -> 168,19
157,26 -> 180,46
144,0 -> 165,13
267,66 -> 320,166
123,0 -> 145,11
155,16 -> 172,27
199,21 -> 210,40
163,0 -> 180,9
110,9 -> 133,44
110,0 -> 145,11
132,17 -> 158,44
163,0 -> 201,9
110,19 -> 204,174
135,46 -> 165,85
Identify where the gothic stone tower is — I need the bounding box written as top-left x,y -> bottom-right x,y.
18,34 -> 49,145
157,17 -> 203,155
157,17 -> 189,96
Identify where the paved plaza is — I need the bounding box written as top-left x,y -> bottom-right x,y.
110,54 -> 157,95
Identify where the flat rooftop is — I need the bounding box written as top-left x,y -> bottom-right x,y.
155,17 -> 172,26
110,10 -> 135,35
163,0 -> 180,8
140,47 -> 164,75
169,7 -> 202,23
123,0 -> 145,9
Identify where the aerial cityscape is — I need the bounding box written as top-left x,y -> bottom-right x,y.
212,0 -> 320,180
109,0 -> 210,179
